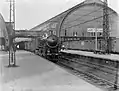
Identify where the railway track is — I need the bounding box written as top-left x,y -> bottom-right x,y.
48,52 -> 119,91
62,52 -> 117,71
61,56 -> 116,76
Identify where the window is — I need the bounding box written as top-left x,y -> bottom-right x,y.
99,32 -> 102,36
65,29 -> 67,36
82,32 -> 84,37
93,32 -> 95,36
91,32 -> 93,36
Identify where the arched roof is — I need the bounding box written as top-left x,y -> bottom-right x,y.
30,0 -> 119,37
59,0 -> 119,37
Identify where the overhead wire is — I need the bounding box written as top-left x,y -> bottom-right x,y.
63,7 -> 102,25
62,11 -> 115,30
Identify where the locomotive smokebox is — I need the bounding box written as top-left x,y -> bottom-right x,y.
46,35 -> 59,48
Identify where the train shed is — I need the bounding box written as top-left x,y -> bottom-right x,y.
30,0 -> 119,52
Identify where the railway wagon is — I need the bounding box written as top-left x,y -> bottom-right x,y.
26,0 -> 119,54
24,40 -> 37,52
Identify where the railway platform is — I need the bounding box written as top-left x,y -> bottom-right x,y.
61,49 -> 119,61
0,50 -> 103,91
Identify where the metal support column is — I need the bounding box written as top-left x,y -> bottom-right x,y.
7,0 -> 17,67
103,0 -> 111,54
8,44 -> 16,67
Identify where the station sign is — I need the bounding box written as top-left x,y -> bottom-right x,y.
87,28 -> 103,32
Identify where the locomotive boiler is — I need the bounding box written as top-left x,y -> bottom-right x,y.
46,34 -> 60,58
35,34 -> 61,59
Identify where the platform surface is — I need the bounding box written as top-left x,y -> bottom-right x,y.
0,51 -> 103,91
62,49 -> 119,61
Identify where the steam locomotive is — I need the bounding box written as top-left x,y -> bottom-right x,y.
34,33 -> 61,59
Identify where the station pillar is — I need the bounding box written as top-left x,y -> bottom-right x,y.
8,37 -> 17,67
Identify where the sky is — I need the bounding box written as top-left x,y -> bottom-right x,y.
0,0 -> 119,30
